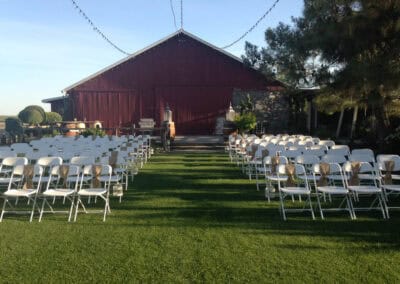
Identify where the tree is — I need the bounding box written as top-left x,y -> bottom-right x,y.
242,0 -> 400,148
45,112 -> 62,124
18,105 -> 46,125
5,117 -> 23,136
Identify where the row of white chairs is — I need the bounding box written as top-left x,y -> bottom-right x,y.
0,161 -> 113,222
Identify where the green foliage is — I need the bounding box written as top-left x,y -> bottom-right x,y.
81,127 -> 106,137
5,117 -> 23,136
234,112 -> 257,134
45,112 -> 62,123
18,105 -> 46,125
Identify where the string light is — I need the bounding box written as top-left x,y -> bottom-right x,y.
221,0 -> 281,49
170,0 -> 178,30
180,0 -> 183,29
70,0 -> 130,56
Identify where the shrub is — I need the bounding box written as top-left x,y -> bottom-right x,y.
234,112 -> 257,134
45,112 -> 62,124
81,128 -> 106,138
5,117 -> 24,136
18,109 -> 44,125
18,105 -> 46,125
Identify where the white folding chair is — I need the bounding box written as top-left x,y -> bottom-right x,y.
343,161 -> 387,219
39,165 -> 80,222
313,162 -> 355,219
74,164 -> 112,222
0,164 -> 43,222
277,164 -> 315,220
377,155 -> 400,215
0,157 -> 28,188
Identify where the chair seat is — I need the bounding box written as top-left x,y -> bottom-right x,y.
33,176 -> 51,183
78,188 -> 107,196
317,186 -> 348,194
0,177 -> 18,184
328,174 -> 348,181
99,176 -> 120,183
299,175 -> 319,181
4,189 -> 37,197
348,185 -> 381,193
266,175 -> 287,182
358,174 -> 379,180
42,188 -> 75,197
281,187 -> 311,195
382,184 -> 400,191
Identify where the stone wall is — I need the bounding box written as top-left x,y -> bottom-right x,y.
232,89 -> 289,133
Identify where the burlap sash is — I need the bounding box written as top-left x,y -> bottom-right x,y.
126,142 -> 132,147
317,163 -> 330,186
348,162 -> 361,186
109,151 -> 118,170
285,164 -> 296,187
59,165 -> 70,188
261,149 -> 269,160
92,165 -> 102,188
250,144 -> 258,160
271,156 -> 280,174
108,135 -> 113,141
120,146 -> 128,151
23,165 -> 35,190
74,135 -> 79,141
384,160 -> 395,185
92,135 -> 96,141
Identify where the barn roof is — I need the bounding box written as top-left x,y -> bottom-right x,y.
63,29 -> 252,93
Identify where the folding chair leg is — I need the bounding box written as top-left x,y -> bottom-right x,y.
29,196 -> 38,222
316,193 -> 324,219
38,198 -> 46,222
0,198 -> 7,222
68,197 -> 75,222
308,195 -> 315,220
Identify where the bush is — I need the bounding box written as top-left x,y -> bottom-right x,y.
234,112 -> 257,134
45,112 -> 62,124
5,117 -> 24,136
18,105 -> 46,125
81,128 -> 106,138
18,109 -> 44,125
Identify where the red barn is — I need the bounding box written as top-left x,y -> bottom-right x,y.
43,30 -> 283,134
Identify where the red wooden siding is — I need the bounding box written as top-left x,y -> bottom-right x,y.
63,32 -> 282,134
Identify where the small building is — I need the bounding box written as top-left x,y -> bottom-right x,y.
43,30 -> 284,134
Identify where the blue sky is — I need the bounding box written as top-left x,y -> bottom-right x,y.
0,0 -> 303,115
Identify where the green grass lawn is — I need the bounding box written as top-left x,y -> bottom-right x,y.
0,152 -> 400,283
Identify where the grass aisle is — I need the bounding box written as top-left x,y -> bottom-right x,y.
0,152 -> 400,282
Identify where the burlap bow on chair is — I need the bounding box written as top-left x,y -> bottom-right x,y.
250,144 -> 258,160
109,151 -> 118,171
384,160 -> 395,185
261,149 -> 269,160
285,163 -> 296,187
92,165 -> 102,188
59,165 -> 70,188
317,163 -> 330,186
348,162 -> 361,186
23,165 -> 35,190
271,156 -> 280,174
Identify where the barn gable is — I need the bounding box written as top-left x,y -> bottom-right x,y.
46,30 -> 284,134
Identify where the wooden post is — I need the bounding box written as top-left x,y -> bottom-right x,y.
336,108 -> 344,138
306,100 -> 311,134
350,106 -> 358,139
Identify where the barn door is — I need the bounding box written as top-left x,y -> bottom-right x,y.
155,86 -> 231,135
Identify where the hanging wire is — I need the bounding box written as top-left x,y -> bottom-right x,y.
180,0 -> 183,29
70,0 -> 130,56
221,0 -> 281,49
170,0 -> 178,30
